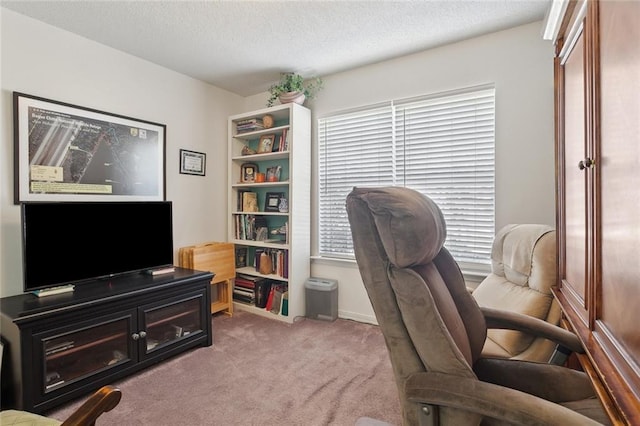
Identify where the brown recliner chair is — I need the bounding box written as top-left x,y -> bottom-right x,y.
472,224 -> 563,363
346,186 -> 609,425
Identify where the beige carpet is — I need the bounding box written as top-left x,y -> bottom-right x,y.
46,311 -> 402,425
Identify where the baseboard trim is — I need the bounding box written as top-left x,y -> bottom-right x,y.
338,310 -> 378,325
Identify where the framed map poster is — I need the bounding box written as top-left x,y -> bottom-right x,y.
13,92 -> 166,203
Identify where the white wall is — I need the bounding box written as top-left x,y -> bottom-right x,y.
247,21 -> 556,324
0,8 -> 243,297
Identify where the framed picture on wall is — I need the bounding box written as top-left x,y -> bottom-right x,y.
179,149 -> 206,176
13,92 -> 166,204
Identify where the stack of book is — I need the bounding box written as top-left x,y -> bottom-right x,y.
236,118 -> 264,133
232,284 -> 254,305
234,273 -> 272,308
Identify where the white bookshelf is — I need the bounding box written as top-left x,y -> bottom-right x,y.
227,103 -> 310,323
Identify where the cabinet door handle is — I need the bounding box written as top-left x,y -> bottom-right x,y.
578,157 -> 594,170
139,331 -> 147,338
131,333 -> 140,340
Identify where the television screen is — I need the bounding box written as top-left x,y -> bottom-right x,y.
21,201 -> 174,292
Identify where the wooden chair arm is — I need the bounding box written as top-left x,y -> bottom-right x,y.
61,385 -> 122,426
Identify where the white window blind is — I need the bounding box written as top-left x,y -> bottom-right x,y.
318,104 -> 394,258
318,85 -> 495,266
395,88 -> 495,264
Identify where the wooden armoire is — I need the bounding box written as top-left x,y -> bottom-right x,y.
549,0 -> 639,424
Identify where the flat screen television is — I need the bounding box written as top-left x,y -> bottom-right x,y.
21,201 -> 174,293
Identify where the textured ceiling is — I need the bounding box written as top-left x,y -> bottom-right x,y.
1,0 -> 550,96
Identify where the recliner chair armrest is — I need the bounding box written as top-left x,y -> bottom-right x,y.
404,372 -> 602,426
61,385 -> 122,426
480,307 -> 584,354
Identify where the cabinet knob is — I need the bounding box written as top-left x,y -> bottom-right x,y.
578,158 -> 594,170
139,331 -> 147,338
131,333 -> 140,341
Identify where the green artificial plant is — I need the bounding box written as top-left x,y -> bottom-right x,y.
267,72 -> 323,107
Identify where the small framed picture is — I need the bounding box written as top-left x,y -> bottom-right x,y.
265,192 -> 285,212
240,163 -> 259,183
235,247 -> 248,268
258,134 -> 276,154
179,149 -> 206,176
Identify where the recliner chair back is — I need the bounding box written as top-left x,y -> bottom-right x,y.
346,186 -> 486,425
472,224 -> 561,362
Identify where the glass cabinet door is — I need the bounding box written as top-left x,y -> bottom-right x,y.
141,294 -> 204,355
40,315 -> 133,393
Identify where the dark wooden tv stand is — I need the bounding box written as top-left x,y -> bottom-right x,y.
0,267 -> 213,414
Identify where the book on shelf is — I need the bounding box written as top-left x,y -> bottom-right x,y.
270,287 -> 283,314
265,285 -> 275,311
233,273 -> 274,308
234,279 -> 255,291
237,189 -> 248,211
236,125 -> 263,133
235,214 -> 254,240
234,214 -> 271,241
236,272 -> 265,281
264,283 -> 287,314
235,273 -> 264,288
284,128 -> 291,150
235,214 -> 255,240
233,295 -> 254,305
237,118 -> 263,124
242,192 -> 259,212
281,129 -> 287,151
235,247 -> 248,268
272,128 -> 285,152
233,286 -> 254,297
281,291 -> 289,316
254,248 -> 265,270
235,273 -> 266,287
236,118 -> 264,133
255,280 -> 273,308
233,285 -> 255,304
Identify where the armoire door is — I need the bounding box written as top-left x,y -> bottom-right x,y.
557,6 -> 590,325
595,0 -> 640,416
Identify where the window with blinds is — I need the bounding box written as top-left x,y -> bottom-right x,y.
318,85 -> 495,267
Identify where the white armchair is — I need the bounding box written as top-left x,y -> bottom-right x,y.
472,224 -> 561,363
